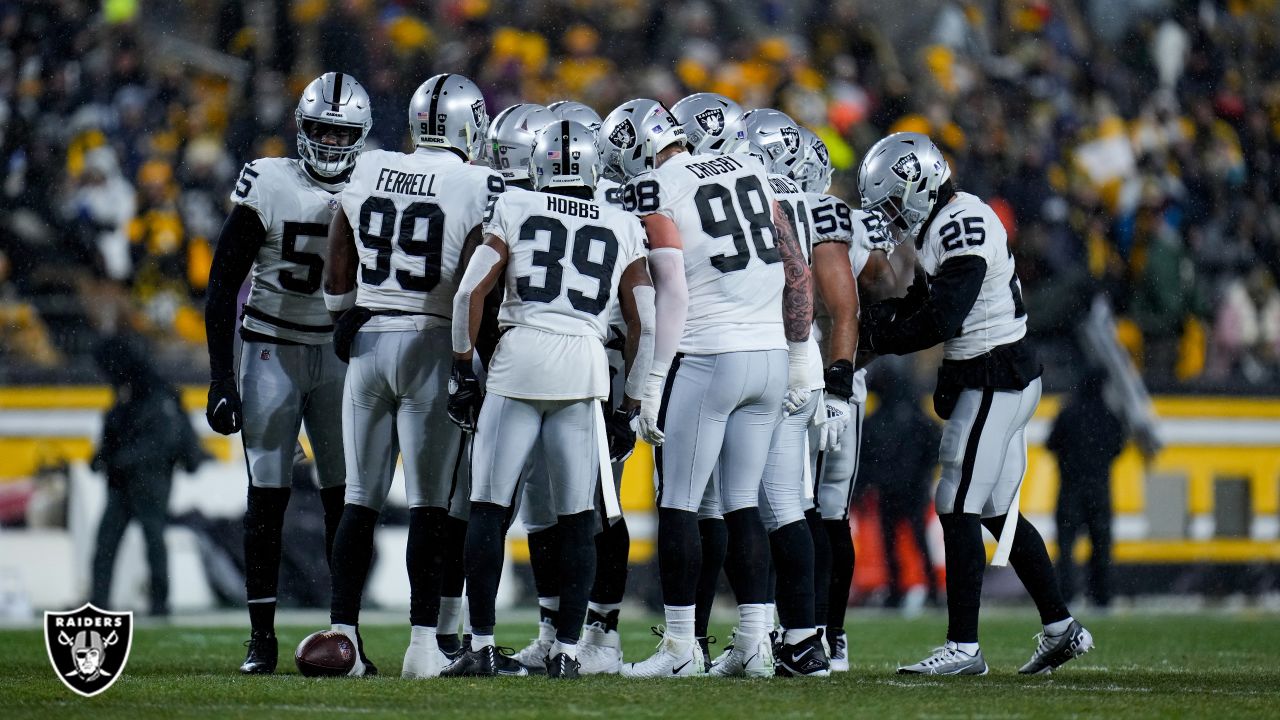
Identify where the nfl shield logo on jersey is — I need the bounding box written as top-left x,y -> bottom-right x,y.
609,118 -> 637,149
45,603 -> 133,697
892,153 -> 922,182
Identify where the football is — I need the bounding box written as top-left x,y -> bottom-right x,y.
294,631 -> 356,677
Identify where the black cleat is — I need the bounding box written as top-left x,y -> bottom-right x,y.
440,645 -> 529,677
775,632 -> 831,678
545,651 -> 581,679
437,634 -> 465,663
239,631 -> 278,674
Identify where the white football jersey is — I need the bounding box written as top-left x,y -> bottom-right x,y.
626,152 -> 784,354
230,158 -> 340,344
339,148 -> 504,319
917,192 -> 1026,360
482,190 -> 647,400
770,174 -> 823,390
595,177 -> 626,210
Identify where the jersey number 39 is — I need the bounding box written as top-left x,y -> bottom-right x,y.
516,216 -> 619,315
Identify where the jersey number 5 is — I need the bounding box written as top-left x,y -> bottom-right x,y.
358,197 -> 445,292
516,216 -> 619,315
280,222 -> 328,294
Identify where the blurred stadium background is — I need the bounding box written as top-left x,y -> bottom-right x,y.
0,0 -> 1278,619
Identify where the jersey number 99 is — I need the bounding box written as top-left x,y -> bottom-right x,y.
358,197 -> 445,292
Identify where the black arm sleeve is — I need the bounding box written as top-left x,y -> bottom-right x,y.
205,205 -> 266,381
868,254 -> 987,356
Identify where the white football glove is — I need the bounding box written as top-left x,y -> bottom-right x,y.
816,394 -> 851,451
631,371 -> 666,447
783,340 -> 812,415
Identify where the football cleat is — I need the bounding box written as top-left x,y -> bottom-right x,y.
511,635 -> 554,675
709,629 -> 773,678
577,623 -> 623,675
440,644 -> 529,677
621,627 -> 705,679
828,631 -> 850,673
897,643 -> 988,676
239,631 -> 278,674
545,651 -> 581,679
774,632 -> 831,678
1019,620 -> 1094,675
402,636 -> 452,679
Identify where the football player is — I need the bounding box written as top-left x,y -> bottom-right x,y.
204,72 -> 371,675
321,73 -> 504,678
795,126 -> 897,672
599,99 -> 814,679
855,132 -> 1093,675
443,120 -> 655,679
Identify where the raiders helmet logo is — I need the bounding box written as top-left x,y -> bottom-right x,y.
812,140 -> 829,167
780,126 -> 801,154
471,99 -> 486,128
45,603 -> 133,697
695,108 -> 725,135
609,119 -> 637,149
892,153 -> 922,182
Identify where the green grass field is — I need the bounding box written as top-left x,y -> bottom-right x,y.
4,611 -> 1279,719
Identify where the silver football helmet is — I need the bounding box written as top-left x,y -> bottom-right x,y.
547,101 -> 602,133
530,120 -> 600,191
858,131 -> 952,243
598,99 -> 687,181
295,72 -> 372,177
670,93 -> 747,156
407,74 -> 489,161
487,103 -> 556,182
793,127 -> 833,194
742,108 -> 804,178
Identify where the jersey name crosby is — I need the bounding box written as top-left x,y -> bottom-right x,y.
626,152 -> 784,355
340,148 -> 504,319
483,190 -> 647,400
917,191 -> 1026,360
230,157 -> 340,344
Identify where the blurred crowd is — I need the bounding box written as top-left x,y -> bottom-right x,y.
1,0 -> 1279,389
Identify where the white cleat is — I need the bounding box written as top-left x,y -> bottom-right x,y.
709,630 -> 773,678
577,623 -> 623,675
621,628 -> 705,678
897,643 -> 988,676
401,637 -> 450,679
828,631 -> 849,673
511,635 -> 555,675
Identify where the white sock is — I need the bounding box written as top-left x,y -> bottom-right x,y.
539,596 -> 561,612
664,605 -> 695,644
1044,617 -> 1074,636
783,628 -> 814,646
332,622 -> 357,639
410,626 -> 437,644
764,602 -> 777,630
738,603 -> 768,643
588,601 -> 621,616
948,640 -> 980,656
538,597 -> 560,642
471,633 -> 495,652
438,596 -> 463,635
551,639 -> 577,660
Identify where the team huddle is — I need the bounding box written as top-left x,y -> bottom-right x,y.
203,70 -> 1094,680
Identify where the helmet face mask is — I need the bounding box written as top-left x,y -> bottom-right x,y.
858,131 -> 952,245
295,72 -> 372,177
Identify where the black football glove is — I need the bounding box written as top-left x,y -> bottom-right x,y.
333,306 -> 373,363
823,359 -> 855,400
447,359 -> 483,432
206,377 -> 243,435
604,404 -> 639,464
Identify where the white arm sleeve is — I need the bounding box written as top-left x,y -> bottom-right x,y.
451,244 -> 503,354
647,247 -> 688,380
624,284 -> 657,400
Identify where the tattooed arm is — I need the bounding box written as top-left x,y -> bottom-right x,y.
773,201 -> 813,342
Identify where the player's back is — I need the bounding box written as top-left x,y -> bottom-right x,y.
917,191 -> 1025,360
340,148 -> 504,317
234,157 -> 338,343
484,190 -> 646,400
637,151 -> 785,354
